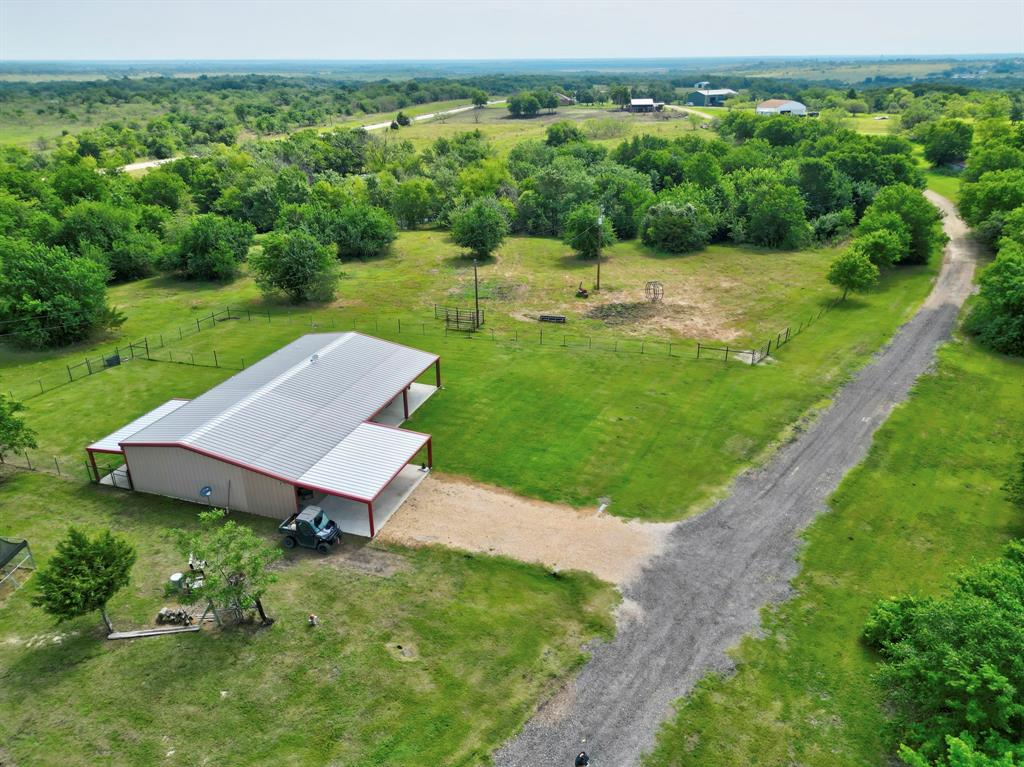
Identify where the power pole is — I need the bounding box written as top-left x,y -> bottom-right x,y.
473,259 -> 480,327
595,212 -> 604,291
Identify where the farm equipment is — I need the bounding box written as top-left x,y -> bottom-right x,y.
279,506 -> 341,554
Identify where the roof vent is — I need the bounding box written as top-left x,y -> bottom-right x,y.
310,354 -> 319,364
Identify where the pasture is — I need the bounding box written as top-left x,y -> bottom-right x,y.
0,231 -> 939,521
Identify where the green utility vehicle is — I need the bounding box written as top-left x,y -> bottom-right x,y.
279,506 -> 341,553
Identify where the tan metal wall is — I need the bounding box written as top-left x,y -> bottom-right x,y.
123,445 -> 296,519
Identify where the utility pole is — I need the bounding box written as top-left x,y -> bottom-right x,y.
473,258 -> 480,328
595,212 -> 604,291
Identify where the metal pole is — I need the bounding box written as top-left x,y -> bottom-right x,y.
473,259 -> 480,327
595,212 -> 604,291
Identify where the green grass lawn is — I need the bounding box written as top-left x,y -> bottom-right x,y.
1,239 -> 938,521
642,336 -> 1024,766
0,471 -> 616,767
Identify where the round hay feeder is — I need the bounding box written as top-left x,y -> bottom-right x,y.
645,281 -> 664,303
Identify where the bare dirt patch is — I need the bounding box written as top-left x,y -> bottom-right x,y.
378,474 -> 672,587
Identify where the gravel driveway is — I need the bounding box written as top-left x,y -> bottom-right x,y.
494,191 -> 978,767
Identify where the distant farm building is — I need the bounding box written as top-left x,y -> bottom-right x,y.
86,333 -> 440,538
693,81 -> 711,89
685,88 -> 737,107
555,92 -> 576,106
755,99 -> 808,116
627,97 -> 664,113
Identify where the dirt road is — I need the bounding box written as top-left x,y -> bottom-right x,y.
663,104 -> 716,120
494,192 -> 977,766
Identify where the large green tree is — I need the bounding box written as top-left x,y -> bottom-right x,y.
964,239 -> 1024,356
163,214 -> 255,281
0,237 -> 116,349
32,528 -> 136,633
828,248 -> 879,300
863,184 -> 942,264
250,230 -> 338,303
921,119 -> 974,167
450,197 -> 509,259
563,202 -> 615,260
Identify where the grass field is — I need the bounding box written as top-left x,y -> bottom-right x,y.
0,471 -> 615,766
0,232 -> 938,521
642,336 -> 1024,766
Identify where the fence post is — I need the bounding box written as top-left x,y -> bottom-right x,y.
179,327 -> 183,340
196,318 -> 201,332
540,329 -> 543,345
213,351 -> 219,368
241,357 -> 246,369
67,365 -> 73,382
785,327 -> 790,343
767,338 -> 772,355
145,337 -> 150,359
53,457 -> 61,476
750,349 -> 755,366
668,342 -> 672,357
38,379 -> 43,395
697,342 -> 701,359
641,340 -> 645,354
398,319 -> 402,333
724,346 -> 730,363
190,352 -> 195,366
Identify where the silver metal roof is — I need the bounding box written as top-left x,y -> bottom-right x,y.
121,333 -> 437,498
88,398 -> 190,453
298,422 -> 429,501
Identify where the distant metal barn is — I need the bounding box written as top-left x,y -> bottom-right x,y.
85,333 -> 441,538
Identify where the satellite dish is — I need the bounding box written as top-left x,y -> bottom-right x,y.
200,486 -> 212,498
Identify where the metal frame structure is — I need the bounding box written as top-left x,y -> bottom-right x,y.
0,537 -> 35,596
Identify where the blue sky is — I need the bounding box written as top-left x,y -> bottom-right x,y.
1,0 -> 1021,60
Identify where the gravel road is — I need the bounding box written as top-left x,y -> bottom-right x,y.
494,191 -> 978,767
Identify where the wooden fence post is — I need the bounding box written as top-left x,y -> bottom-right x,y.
697,342 -> 702,359
67,365 -> 73,382
213,351 -> 219,367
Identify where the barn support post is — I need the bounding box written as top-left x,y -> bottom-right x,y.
402,388 -> 409,420
87,449 -> 100,483
434,359 -> 442,388
427,438 -> 433,468
367,501 -> 376,538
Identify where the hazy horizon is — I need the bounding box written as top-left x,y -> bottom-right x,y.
2,1 -> 1022,62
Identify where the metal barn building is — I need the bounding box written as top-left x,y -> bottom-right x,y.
684,88 -> 737,107
86,333 -> 441,538
755,99 -> 808,116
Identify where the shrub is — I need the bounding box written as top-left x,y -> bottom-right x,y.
827,248 -> 879,299
333,203 -> 397,260
852,228 -> 906,268
562,202 -> 615,259
164,214 -> 254,281
450,197 -> 509,259
249,230 -> 338,303
811,208 -> 855,243
964,239 -> 1024,356
641,198 -> 717,253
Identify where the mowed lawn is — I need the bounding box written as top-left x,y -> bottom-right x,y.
642,337 -> 1024,766
0,471 -> 616,767
4,243 -> 937,521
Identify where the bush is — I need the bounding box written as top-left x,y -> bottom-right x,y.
562,202 -> 615,259
0,236 -> 116,349
546,121 -> 585,147
862,184 -> 943,264
164,214 -> 254,281
249,230 -> 338,303
964,239 -> 1024,356
827,248 -> 879,299
811,208 -> 855,243
852,228 -> 906,268
332,203 -> 397,261
450,197 -> 509,259
641,198 -> 717,253
921,119 -> 974,167
862,541 -> 1024,764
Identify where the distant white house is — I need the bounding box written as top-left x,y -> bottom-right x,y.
756,99 -> 808,116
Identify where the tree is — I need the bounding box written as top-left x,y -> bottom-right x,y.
249,230 -> 337,303
173,509 -> 281,626
851,228 -> 905,268
0,394 -> 37,462
32,528 -> 136,633
332,203 -> 397,260
135,169 -> 190,211
391,178 -> 438,229
54,201 -> 159,281
828,248 -> 879,300
507,93 -> 541,118
450,197 -> 509,259
641,199 -> 716,253
797,158 -> 853,219
921,119 -> 974,167
395,111 -> 411,127
164,214 -> 255,281
0,237 -> 118,349
546,121 -> 585,147
609,85 -> 631,107
471,90 -> 488,108
563,202 -> 615,260
964,239 -> 1024,356
864,184 -> 943,264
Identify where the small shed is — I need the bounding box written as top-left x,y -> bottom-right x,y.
755,99 -> 808,116
0,537 -> 35,597
685,88 -> 737,107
